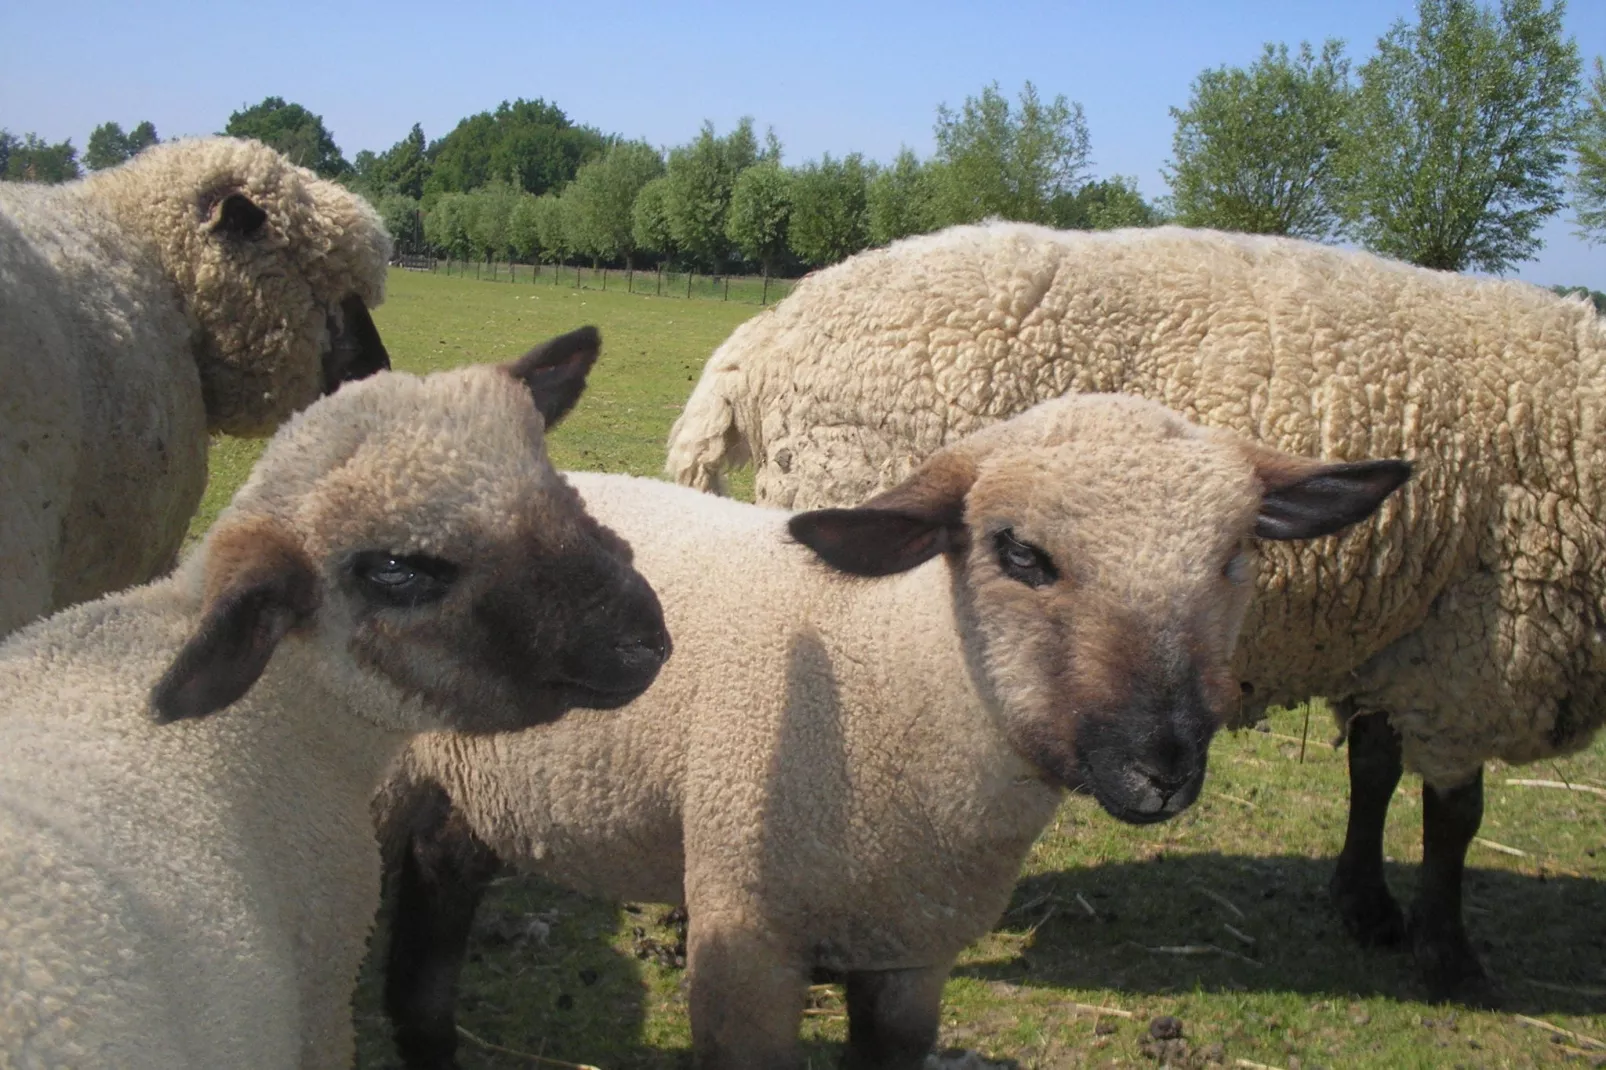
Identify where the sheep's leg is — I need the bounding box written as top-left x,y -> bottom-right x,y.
843,965 -> 948,1069
1329,708 -> 1407,946
1410,768 -> 1496,1005
686,915 -> 808,1070
384,803 -> 502,1070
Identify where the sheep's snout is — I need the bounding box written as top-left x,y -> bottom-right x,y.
320,294 -> 392,394
1074,682 -> 1217,826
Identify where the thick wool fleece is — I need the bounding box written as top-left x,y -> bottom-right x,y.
0,137 -> 391,638
665,221 -> 1606,787
0,362 -> 603,1070
389,394 -> 1285,1009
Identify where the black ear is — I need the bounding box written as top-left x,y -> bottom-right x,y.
1254,458 -> 1413,541
504,325 -> 602,427
788,452 -> 976,577
321,294 -> 392,393
212,192 -> 268,237
150,522 -> 319,723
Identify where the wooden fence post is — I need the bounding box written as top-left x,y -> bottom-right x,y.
687,271 -> 693,299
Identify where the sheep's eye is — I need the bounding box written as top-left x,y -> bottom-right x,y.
995,529 -> 1058,588
350,551 -> 458,608
1222,550 -> 1251,585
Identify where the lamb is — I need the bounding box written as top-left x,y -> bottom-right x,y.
0,135 -> 394,640
0,327 -> 671,1070
377,392 -> 1409,1070
663,221 -> 1606,1000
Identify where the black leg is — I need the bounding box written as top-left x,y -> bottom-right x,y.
843,966 -> 947,1070
384,786 -> 503,1070
1329,708 -> 1407,947
1410,768 -> 1497,1004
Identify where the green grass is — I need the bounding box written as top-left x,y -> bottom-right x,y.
195,270 -> 1605,1069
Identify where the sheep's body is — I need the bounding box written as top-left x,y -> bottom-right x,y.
667,222 -> 1606,786
664,221 -> 1606,997
381,394 -> 1410,1068
0,137 -> 392,639
0,333 -> 669,1069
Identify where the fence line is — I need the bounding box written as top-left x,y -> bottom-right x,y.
399,256 -> 797,307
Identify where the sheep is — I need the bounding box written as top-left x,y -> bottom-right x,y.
663,220 -> 1606,1001
0,327 -> 672,1070
0,135 -> 394,640
376,391 -> 1410,1070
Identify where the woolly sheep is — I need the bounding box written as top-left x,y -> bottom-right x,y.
0,328 -> 671,1070
663,221 -> 1606,1000
0,136 -> 394,640
377,392 -> 1409,1070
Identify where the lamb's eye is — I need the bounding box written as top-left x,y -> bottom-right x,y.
350,551 -> 459,608
1222,550 -> 1251,585
995,529 -> 1058,588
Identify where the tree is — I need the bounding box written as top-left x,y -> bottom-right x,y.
373,194 -> 423,253
788,153 -> 872,267
930,81 -> 1091,226
224,97 -> 350,178
84,120 -> 159,170
1053,177 -> 1165,230
507,193 -> 544,261
1337,0 -> 1581,272
664,119 -> 761,270
1552,284 -> 1606,313
1,133 -> 80,183
532,193 -> 574,264
632,175 -> 676,261
1164,40 -> 1351,238
0,131 -> 14,178
1572,57 -> 1606,243
352,123 -> 431,200
564,140 -> 664,268
425,100 -> 604,200
727,160 -> 793,277
423,192 -> 475,258
867,148 -> 940,247
468,180 -> 520,261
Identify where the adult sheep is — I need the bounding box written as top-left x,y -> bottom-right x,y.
0,135 -> 393,639
0,327 -> 671,1070
379,392 -> 1409,1070
665,220 -> 1606,1000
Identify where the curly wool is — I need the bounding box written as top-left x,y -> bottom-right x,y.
666,221 -> 1606,787
0,137 -> 391,637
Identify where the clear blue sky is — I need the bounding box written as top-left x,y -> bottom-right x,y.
3,0 -> 1601,287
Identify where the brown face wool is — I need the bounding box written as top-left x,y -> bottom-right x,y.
664,220 -> 1606,999
377,392 -> 1406,1070
0,334 -> 669,1070
0,137 -> 394,639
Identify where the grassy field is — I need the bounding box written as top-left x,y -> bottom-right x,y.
198,270 -> 1605,1068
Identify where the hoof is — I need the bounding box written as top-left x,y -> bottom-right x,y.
1329,871 -> 1405,947
1410,917 -> 1499,1008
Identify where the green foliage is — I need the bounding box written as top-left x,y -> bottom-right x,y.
422,192 -> 475,258
1165,40 -> 1352,238
664,118 -> 761,270
84,119 -> 159,171
372,194 -> 423,252
788,153 -> 872,266
564,141 -> 665,267
533,192 -> 574,263
468,180 -> 521,259
631,175 -> 676,259
0,132 -> 81,183
507,193 -> 543,260
424,99 -> 604,201
1054,176 -> 1165,230
224,96 -> 350,178
867,148 -> 941,246
1552,284 -> 1606,313
726,161 -> 793,274
930,81 -> 1091,226
353,123 -> 431,200
1573,56 -> 1606,243
1337,0 -> 1582,272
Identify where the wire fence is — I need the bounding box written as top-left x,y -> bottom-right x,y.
397,254 -> 799,307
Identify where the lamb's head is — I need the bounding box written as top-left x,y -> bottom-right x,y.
791,394 -> 1410,825
93,136 -> 393,436
148,326 -> 670,734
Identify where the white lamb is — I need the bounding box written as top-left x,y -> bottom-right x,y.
0,328 -> 670,1070
377,392 -> 1410,1070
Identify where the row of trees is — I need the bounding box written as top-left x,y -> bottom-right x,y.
5,0 -> 1602,281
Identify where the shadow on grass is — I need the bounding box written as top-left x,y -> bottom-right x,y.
964,853 -> 1605,1017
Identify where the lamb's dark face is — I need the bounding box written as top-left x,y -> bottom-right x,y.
150,327 -> 670,733
790,394 -> 1411,826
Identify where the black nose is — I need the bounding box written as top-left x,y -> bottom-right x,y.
614,628 -> 671,676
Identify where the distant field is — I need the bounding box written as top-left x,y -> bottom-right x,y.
198,270 -> 1604,1069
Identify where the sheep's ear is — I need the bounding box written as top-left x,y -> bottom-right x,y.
210,192 -> 268,237
150,520 -> 320,724
504,326 -> 602,427
1249,446 -> 1413,541
321,294 -> 392,392
789,452 -> 977,577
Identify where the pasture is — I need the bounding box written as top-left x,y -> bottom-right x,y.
198,270 -> 1606,1068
